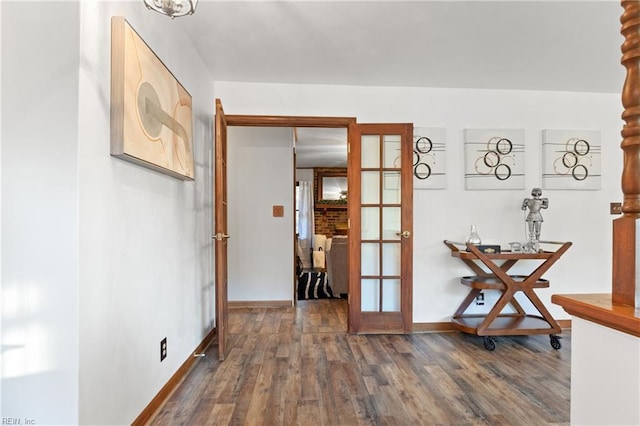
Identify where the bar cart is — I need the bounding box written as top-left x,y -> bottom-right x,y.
444,240 -> 572,351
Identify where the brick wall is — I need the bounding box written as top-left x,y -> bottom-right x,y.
313,167 -> 347,237
314,208 -> 348,237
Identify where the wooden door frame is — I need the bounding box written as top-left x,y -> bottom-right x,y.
225,115 -> 355,128
221,114 -> 356,313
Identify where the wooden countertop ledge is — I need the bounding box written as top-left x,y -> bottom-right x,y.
552,293 -> 640,338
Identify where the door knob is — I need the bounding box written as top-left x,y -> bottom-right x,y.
396,230 -> 411,239
212,233 -> 230,241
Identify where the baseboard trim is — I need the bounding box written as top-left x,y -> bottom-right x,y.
412,322 -> 457,333
132,327 -> 217,426
229,300 -> 292,309
413,319 -> 572,333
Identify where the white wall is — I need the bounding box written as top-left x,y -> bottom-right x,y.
0,0 -> 4,414
77,2 -> 214,424
296,168 -> 314,183
1,2 -> 81,423
2,1 -> 215,424
228,127 -> 294,302
215,81 -> 622,322
2,1 -> 80,422
571,318 -> 640,425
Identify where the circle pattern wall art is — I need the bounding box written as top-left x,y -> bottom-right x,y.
464,129 -> 525,190
542,129 -> 601,190
413,127 -> 447,189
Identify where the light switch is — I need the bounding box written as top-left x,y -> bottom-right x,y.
273,205 -> 284,217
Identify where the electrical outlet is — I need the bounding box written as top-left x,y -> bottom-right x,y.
475,293 -> 485,306
160,338 -> 167,362
610,202 -> 622,215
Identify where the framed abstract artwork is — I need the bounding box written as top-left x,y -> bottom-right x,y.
413,127 -> 446,189
110,16 -> 194,180
542,129 -> 601,190
464,129 -> 525,190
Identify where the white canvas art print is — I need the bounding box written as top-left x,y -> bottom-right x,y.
413,127 -> 446,189
542,130 -> 601,190
464,129 -> 525,190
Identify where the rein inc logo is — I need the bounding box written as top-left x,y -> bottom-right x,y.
2,418 -> 35,425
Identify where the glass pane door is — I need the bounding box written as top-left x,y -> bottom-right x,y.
348,124 -> 413,333
361,135 -> 402,312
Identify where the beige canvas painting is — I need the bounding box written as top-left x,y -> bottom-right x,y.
111,16 -> 194,180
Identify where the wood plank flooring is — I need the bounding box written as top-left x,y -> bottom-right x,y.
149,299 -> 570,425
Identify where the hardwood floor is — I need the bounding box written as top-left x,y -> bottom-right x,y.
149,299 -> 570,425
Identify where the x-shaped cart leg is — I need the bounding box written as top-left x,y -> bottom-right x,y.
466,242 -> 571,336
446,241 -> 525,317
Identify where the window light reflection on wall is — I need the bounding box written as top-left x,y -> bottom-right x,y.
144,0 -> 198,18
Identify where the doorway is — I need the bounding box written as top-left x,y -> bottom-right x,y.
216,107 -> 413,348
224,123 -> 351,297
294,127 -> 348,308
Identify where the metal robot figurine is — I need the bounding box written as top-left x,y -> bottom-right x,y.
521,187 -> 548,253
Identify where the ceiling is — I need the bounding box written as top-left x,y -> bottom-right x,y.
174,1 -> 625,167
177,0 -> 624,93
294,127 -> 348,167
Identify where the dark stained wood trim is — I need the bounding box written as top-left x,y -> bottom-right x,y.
413,322 -> 457,333
228,300 -> 293,309
131,327 -> 217,426
402,124 -> 414,333
347,123 -> 360,333
222,112 -> 356,330
412,320 -> 571,333
225,115 -> 356,128
612,216 -> 637,306
615,1 -> 640,307
552,293 -> 640,337
620,0 -> 640,216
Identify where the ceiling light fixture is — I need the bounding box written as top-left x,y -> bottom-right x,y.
144,0 -> 198,18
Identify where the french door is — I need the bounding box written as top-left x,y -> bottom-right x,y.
348,123 -> 414,334
214,99 -> 229,360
